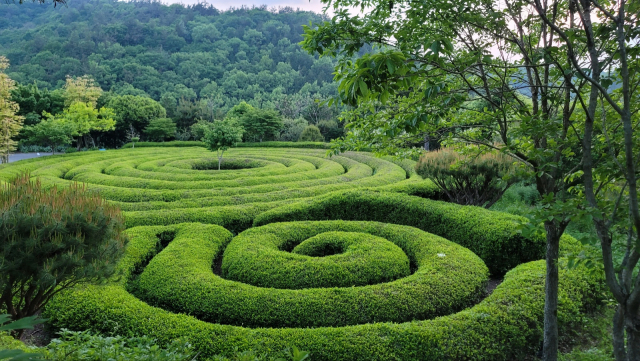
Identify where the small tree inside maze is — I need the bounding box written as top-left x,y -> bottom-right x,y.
203,119 -> 245,170
0,174 -> 126,336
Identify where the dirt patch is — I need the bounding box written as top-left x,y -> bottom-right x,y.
486,278 -> 503,296
19,313 -> 53,347
212,252 -> 224,276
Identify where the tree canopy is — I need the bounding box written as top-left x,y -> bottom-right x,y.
203,119 -> 245,170
0,0 -> 342,112
302,0 -> 639,358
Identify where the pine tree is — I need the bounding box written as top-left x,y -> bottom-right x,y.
0,57 -> 24,164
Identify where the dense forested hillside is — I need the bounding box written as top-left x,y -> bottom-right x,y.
0,0 -> 337,112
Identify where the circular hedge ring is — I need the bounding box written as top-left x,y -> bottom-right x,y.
132,221 -> 488,328
224,230 -> 411,289
0,147 -> 439,232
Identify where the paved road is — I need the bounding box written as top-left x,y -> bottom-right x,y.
9,153 -> 53,163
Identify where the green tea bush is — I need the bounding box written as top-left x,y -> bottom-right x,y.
44,255 -> 602,360
254,190 -> 572,275
0,148 -> 438,231
120,141 -> 332,149
298,126 -> 324,142
121,140 -> 205,148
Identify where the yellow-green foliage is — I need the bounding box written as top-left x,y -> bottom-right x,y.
0,148 -> 439,232
415,148 -> 517,207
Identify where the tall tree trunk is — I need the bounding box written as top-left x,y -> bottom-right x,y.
627,317 -> 640,361
542,221 -> 561,361
613,306 -> 626,361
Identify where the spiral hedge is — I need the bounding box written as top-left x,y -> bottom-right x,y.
0,146 -> 603,360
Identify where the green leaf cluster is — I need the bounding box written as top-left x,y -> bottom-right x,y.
144,118 -> 177,142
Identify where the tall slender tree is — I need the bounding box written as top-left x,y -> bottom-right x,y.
0,57 -> 24,164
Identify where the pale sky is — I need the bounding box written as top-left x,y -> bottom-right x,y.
162,0 -> 330,13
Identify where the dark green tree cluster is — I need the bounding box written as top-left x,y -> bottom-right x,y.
1,0 -> 345,147
0,0 -> 339,113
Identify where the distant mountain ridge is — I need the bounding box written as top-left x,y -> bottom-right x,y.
0,0 -> 338,110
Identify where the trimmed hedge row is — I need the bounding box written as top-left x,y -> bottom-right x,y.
237,141 -> 332,149
224,230 -> 412,289
121,141 -> 205,148
121,141 -> 332,149
255,190 -> 582,276
132,221 -> 487,328
290,231 -> 409,288
45,255 -> 602,361
0,148 -> 439,211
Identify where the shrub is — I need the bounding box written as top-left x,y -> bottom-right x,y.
44,252 -> 602,360
0,174 -> 126,328
121,140 -> 205,148
132,222 -> 485,328
17,143 -> 68,153
119,140 -> 336,149
277,118 -> 308,142
298,125 -> 324,142
0,146 -> 602,360
415,148 -> 517,208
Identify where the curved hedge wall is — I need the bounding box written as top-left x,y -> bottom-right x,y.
0,146 -> 603,360
45,256 -> 600,360
255,190 -> 576,276
130,221 -> 487,328
0,148 -> 439,232
225,230 -> 412,289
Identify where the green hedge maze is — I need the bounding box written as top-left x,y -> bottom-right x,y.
0,147 -> 603,360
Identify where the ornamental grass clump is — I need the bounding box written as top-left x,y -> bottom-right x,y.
415,148 -> 517,208
0,174 -> 126,331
